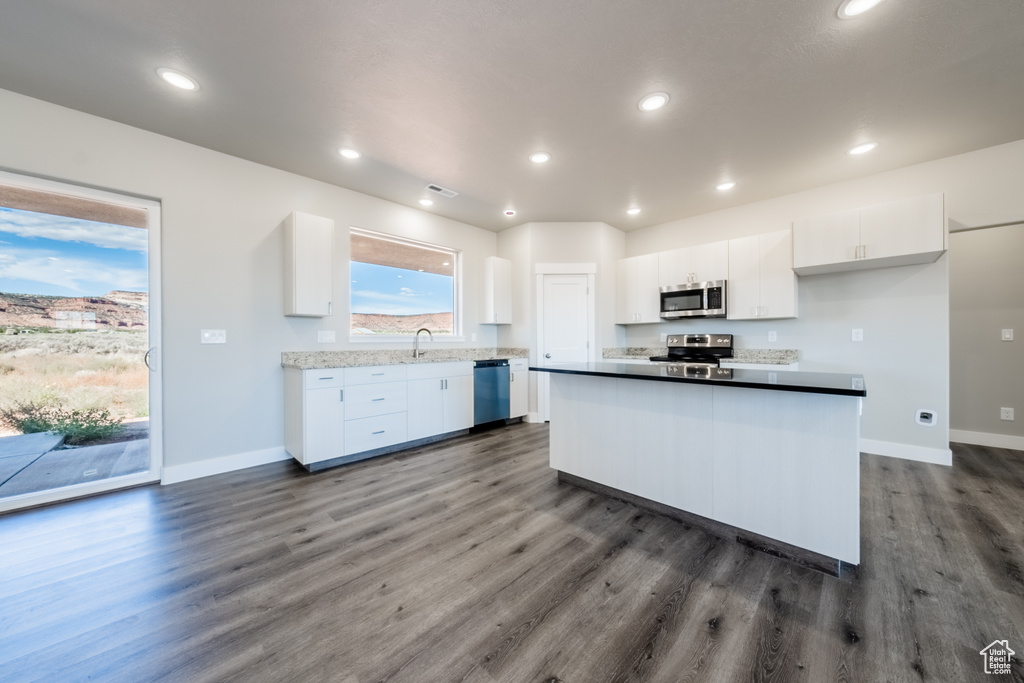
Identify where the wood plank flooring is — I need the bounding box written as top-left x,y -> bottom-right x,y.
1,423 -> 1022,682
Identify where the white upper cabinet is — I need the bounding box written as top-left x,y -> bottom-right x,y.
793,193 -> 946,275
284,211 -> 334,317
616,253 -> 660,324
481,256 -> 512,324
658,241 -> 729,287
727,230 -> 797,320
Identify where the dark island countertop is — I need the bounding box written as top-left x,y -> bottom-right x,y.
530,362 -> 866,397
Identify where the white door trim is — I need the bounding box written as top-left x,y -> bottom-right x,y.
0,169 -> 162,512
535,267 -> 596,422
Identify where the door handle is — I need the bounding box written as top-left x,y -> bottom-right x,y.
144,348 -> 153,370
545,353 -> 551,359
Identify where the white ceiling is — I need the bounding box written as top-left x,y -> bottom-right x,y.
1,1 -> 1023,232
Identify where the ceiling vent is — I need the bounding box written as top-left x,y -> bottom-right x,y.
425,183 -> 458,198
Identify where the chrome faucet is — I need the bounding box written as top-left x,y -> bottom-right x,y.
413,328 -> 433,358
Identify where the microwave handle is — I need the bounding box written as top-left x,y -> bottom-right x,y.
703,287 -> 710,312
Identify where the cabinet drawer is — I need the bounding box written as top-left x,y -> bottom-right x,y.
406,361 -> 473,380
344,381 -> 408,420
345,412 -> 408,455
509,358 -> 528,371
304,369 -> 345,389
345,364 -> 408,385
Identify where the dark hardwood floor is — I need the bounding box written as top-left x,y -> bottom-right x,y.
1,423 -> 1022,682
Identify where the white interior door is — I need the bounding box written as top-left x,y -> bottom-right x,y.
538,273 -> 593,421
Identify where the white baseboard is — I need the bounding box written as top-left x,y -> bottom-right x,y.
859,438 -> 952,466
525,412 -> 545,424
161,446 -> 290,485
949,429 -> 1024,452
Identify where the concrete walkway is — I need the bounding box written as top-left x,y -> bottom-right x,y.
0,430 -> 149,499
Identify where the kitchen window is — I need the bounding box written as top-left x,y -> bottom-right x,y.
349,228 -> 460,338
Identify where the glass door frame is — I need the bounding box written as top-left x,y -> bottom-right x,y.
0,169 -> 162,513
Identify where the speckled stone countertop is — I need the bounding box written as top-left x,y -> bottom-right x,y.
282,347 -> 530,370
602,347 -> 799,365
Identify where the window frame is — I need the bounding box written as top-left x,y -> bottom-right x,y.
347,227 -> 464,342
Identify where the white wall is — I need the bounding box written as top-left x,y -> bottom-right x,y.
950,224 -> 1024,449
622,140 -> 1024,463
0,88 -> 499,471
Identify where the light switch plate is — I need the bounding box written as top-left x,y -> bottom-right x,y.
317,330 -> 336,343
768,331 -> 777,342
1002,329 -> 1014,341
200,329 -> 226,344
852,328 -> 864,342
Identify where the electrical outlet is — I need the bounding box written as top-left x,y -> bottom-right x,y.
471,333 -> 477,342
317,330 -> 336,343
852,328 -> 864,342
768,330 -> 777,342
1001,407 -> 1015,421
200,329 -> 226,344
1002,329 -> 1014,341
660,333 -> 668,342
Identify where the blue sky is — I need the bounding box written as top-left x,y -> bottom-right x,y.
0,206 -> 148,297
350,262 -> 454,315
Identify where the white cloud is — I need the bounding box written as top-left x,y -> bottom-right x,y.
0,208 -> 148,252
0,248 -> 146,293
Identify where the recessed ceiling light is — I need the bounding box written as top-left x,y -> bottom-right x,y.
338,147 -> 361,159
157,68 -> 197,91
848,142 -> 878,155
838,0 -> 884,18
638,92 -> 670,112
504,209 -> 517,217
418,198 -> 434,206
716,181 -> 737,191
627,207 -> 642,216
529,152 -> 551,164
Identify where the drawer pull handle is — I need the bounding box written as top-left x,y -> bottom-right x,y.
372,398 -> 385,402
319,376 -> 334,380
372,430 -> 385,435
372,372 -> 385,376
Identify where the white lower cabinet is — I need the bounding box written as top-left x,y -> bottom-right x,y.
284,368 -> 346,466
509,358 -> 528,419
406,361 -> 474,441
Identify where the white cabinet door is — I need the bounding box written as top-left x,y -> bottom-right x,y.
691,240 -> 729,283
860,193 -> 945,262
657,247 -> 690,287
635,253 -> 661,323
615,257 -> 636,324
727,234 -> 761,320
442,374 -> 475,432
305,386 -> 345,464
407,378 -> 444,441
481,256 -> 512,324
284,211 -> 334,317
757,230 -> 797,319
509,359 -> 528,419
792,208 -> 860,272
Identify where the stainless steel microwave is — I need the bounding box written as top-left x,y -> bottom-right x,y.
659,280 -> 727,319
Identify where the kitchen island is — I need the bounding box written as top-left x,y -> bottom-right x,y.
532,362 -> 866,568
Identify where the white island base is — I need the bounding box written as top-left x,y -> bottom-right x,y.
548,371 -> 862,567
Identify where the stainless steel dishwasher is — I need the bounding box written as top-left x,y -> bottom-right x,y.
473,359 -> 510,425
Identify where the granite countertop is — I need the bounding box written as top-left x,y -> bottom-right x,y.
602,347 -> 799,365
282,347 -> 529,370
532,361 -> 866,397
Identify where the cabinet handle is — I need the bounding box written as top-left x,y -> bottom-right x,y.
861,244 -> 866,259
372,372 -> 385,376
319,376 -> 334,380
444,379 -> 448,389
372,397 -> 385,402
339,389 -> 344,401
440,379 -> 444,390
511,373 -> 514,382
372,430 -> 385,435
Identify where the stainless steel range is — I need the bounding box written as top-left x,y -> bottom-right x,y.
649,334 -> 733,373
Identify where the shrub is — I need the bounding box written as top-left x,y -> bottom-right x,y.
0,403 -> 124,445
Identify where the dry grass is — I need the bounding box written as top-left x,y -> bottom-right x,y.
0,330 -> 149,437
